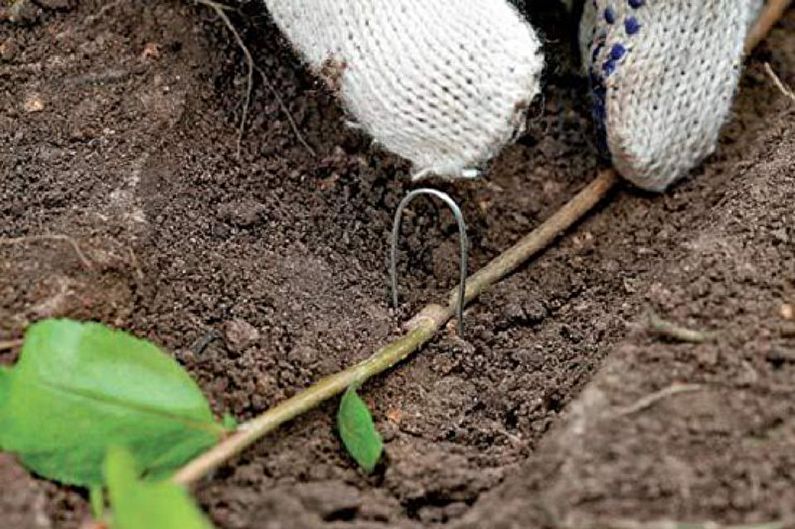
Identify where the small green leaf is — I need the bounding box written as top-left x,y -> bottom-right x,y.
105,446 -> 214,529
337,386 -> 383,473
0,319 -> 226,486
222,412 -> 237,431
89,486 -> 105,520
0,366 -> 10,407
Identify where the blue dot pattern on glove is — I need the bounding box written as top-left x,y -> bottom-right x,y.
579,0 -> 754,191
587,0 -> 643,153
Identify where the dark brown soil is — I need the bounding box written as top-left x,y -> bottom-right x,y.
1,2 -> 793,528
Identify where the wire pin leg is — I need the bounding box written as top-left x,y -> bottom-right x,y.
389,188 -> 469,335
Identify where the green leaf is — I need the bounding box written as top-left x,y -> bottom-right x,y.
90,486 -> 105,519
337,386 -> 383,473
222,412 -> 237,430
0,366 -> 10,408
105,446 -> 214,529
0,319 -> 227,486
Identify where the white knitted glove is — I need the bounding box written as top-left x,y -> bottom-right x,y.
264,0 -> 760,191
264,0 -> 544,180
581,0 -> 763,191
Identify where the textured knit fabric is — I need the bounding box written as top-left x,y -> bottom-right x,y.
580,0 -> 759,191
266,1 -> 761,190
264,0 -> 544,180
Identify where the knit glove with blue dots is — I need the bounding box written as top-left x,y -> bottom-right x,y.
580,0 -> 762,190
266,0 -> 763,191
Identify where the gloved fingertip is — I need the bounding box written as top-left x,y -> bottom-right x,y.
609,139 -> 688,193
581,0 -> 753,193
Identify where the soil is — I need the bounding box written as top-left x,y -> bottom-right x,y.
1,1 -> 793,528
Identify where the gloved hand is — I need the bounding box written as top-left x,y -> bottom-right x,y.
263,0 -> 763,192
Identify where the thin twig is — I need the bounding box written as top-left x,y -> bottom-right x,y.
254,65 -> 316,157
172,169 -> 619,486
745,0 -> 792,54
196,1 -> 315,157
764,62 -> 795,102
647,312 -> 718,344
0,234 -> 93,270
195,0 -> 253,158
0,339 -> 23,352
189,329 -> 222,356
613,384 -> 704,417
78,521 -> 108,529
196,0 -> 236,11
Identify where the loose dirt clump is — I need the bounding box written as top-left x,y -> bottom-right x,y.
1,1 -> 793,528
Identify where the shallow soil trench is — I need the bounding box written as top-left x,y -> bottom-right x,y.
1,2 -> 794,528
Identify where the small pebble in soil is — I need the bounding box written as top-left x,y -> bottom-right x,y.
0,38 -> 18,62
22,94 -> 44,113
223,319 -> 260,350
217,199 -> 267,228
3,0 -> 40,24
140,42 -> 161,61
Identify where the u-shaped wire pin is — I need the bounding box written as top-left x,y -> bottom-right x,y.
389,188 -> 469,335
